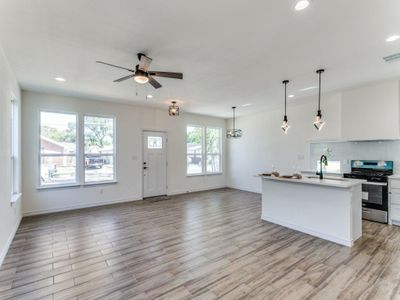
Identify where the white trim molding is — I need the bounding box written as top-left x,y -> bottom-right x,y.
0,215 -> 22,267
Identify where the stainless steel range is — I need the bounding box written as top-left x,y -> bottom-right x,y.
343,160 -> 393,224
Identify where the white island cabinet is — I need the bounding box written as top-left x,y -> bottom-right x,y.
261,176 -> 363,247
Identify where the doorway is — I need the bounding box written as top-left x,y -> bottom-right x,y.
143,131 -> 167,198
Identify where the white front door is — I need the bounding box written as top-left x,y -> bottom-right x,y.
143,131 -> 167,198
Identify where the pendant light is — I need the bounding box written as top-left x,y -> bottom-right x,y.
313,69 -> 325,131
168,101 -> 180,116
226,107 -> 242,138
281,80 -> 290,134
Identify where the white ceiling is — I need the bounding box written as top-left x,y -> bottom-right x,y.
0,0 -> 399,118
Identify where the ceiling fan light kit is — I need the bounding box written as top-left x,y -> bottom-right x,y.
227,107 -> 242,138
96,53 -> 183,89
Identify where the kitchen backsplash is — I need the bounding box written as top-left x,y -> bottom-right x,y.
310,140 -> 400,174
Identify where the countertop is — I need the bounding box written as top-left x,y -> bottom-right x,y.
261,175 -> 364,189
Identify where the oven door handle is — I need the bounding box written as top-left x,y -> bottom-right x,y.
363,182 -> 387,186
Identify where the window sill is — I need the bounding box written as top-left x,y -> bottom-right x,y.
37,184 -> 81,190
187,173 -> 223,177
37,181 -> 118,190
83,181 -> 118,187
11,193 -> 22,205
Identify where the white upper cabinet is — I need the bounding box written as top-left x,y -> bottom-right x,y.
341,80 -> 400,141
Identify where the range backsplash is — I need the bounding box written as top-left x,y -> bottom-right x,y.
310,140 -> 400,174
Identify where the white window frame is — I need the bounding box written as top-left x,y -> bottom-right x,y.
38,110 -> 79,188
205,126 -> 222,174
186,125 -> 223,176
83,114 -> 117,185
10,96 -> 21,203
186,125 -> 204,176
316,160 -> 341,174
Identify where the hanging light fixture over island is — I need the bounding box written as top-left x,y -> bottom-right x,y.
313,69 -> 326,131
226,106 -> 242,138
281,80 -> 290,134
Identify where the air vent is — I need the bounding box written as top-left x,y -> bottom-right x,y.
383,53 -> 400,63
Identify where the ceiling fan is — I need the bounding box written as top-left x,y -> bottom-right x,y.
96,53 -> 183,89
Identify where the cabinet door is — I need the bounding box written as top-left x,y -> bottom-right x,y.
391,204 -> 400,222
341,80 -> 400,140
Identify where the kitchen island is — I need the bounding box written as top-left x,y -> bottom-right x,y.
261,176 -> 364,247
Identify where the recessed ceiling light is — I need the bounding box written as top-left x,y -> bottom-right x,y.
146,94 -> 153,99
386,35 -> 400,43
295,0 -> 310,11
55,77 -> 66,82
288,95 -> 295,98
241,103 -> 252,107
299,86 -> 317,92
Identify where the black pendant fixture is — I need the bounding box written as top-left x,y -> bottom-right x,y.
281,80 -> 290,134
313,69 -> 326,131
226,107 -> 242,138
168,101 -> 179,116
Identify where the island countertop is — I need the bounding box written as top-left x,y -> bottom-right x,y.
261,175 -> 364,189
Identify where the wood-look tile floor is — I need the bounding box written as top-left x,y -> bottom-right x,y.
1,188 -> 400,300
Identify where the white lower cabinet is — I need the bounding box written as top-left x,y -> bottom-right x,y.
389,178 -> 400,225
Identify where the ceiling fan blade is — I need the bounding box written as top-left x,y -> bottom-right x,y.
96,61 -> 135,73
148,71 -> 183,79
138,54 -> 152,71
113,74 -> 135,82
148,76 -> 162,89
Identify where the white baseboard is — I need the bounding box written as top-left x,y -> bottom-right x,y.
23,197 -> 142,217
226,184 -> 261,194
0,215 -> 22,267
262,215 -> 354,247
168,185 -> 227,196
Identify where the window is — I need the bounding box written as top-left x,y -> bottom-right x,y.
187,126 -> 203,175
317,160 -> 341,173
147,136 -> 163,149
40,111 -> 77,187
10,98 -> 20,201
84,116 -> 115,183
206,127 -> 222,173
186,125 -> 222,175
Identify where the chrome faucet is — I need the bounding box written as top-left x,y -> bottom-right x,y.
317,155 -> 328,179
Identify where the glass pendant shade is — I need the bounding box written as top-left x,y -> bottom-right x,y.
281,116 -> 290,134
313,111 -> 325,131
226,129 -> 243,138
168,101 -> 179,116
226,106 -> 242,138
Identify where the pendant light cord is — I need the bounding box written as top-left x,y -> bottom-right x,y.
316,69 -> 324,113
282,80 -> 289,119
284,82 -> 287,116
318,72 -> 321,111
232,107 -> 236,130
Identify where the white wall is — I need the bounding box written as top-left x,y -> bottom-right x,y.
0,47 -> 22,265
22,91 -> 226,215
